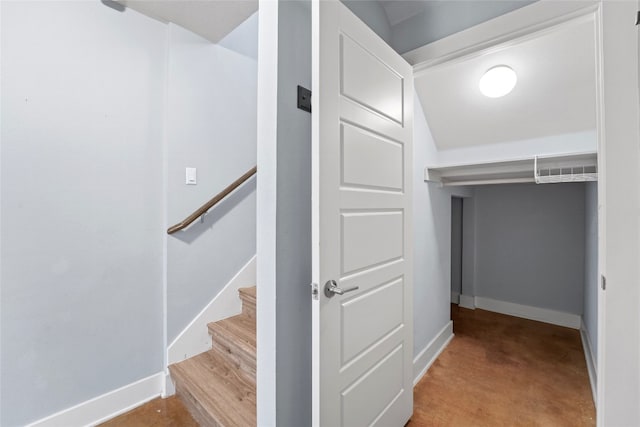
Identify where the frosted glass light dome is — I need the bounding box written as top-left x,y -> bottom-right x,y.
479,65 -> 517,98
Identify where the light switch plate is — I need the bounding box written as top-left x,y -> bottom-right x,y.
186,167 -> 197,185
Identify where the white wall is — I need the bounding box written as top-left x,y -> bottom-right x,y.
432,130 -> 597,167
473,183 -> 586,315
257,1 -> 312,425
413,94 -> 472,356
583,181 -> 598,362
165,15 -> 257,342
1,2 -> 165,425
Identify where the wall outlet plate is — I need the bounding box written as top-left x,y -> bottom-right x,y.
297,85 -> 311,113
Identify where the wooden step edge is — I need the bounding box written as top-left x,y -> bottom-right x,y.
208,315 -> 256,370
241,300 -> 256,319
208,314 -> 256,346
242,305 -> 256,320
169,351 -> 256,427
211,344 -> 256,384
169,364 -> 222,427
238,287 -> 256,319
238,286 -> 256,302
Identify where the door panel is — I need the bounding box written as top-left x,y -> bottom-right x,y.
341,123 -> 404,192
341,345 -> 405,426
340,35 -> 405,124
341,277 -> 404,364
312,1 -> 414,426
341,211 -> 404,275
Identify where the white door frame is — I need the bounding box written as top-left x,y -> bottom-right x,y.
404,1 -> 640,425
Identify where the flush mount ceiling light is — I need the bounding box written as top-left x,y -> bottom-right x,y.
479,65 -> 517,98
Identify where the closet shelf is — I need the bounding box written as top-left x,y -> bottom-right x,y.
425,152 -> 597,186
534,156 -> 598,184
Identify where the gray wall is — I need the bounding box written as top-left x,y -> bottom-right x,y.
166,15 -> 257,342
474,183 -> 586,314
275,2 -> 312,424
584,181 -> 598,361
1,3 -> 258,424
461,196 -> 476,298
257,1 -> 312,425
341,0 -> 392,45
390,0 -> 536,54
413,94 -> 473,355
1,2 -> 165,425
451,198 -> 463,296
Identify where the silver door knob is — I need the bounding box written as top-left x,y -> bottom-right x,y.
324,280 -> 359,298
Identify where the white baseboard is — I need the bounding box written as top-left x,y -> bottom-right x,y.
26,372 -> 164,427
451,291 -> 460,304
162,371 -> 175,398
459,294 -> 475,309
580,319 -> 597,404
474,296 -> 581,329
167,255 -> 256,366
413,321 -> 454,385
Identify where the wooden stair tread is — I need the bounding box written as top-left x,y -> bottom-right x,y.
208,314 -> 256,357
170,350 -> 256,427
238,287 -> 256,304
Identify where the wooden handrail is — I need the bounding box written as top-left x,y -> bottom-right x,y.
167,166 -> 257,234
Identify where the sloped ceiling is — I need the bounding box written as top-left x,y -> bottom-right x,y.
414,17 -> 597,150
118,0 -> 258,43
379,0 -> 428,26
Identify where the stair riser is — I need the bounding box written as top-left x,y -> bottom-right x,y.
209,330 -> 256,382
241,301 -> 256,319
170,287 -> 257,427
173,377 -> 222,427
238,288 -> 256,319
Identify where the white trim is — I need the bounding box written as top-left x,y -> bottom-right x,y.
580,319 -> 597,404
26,373 -> 164,427
167,255 -> 256,366
162,371 -> 175,398
474,296 -> 581,329
161,21 -> 171,399
450,291 -> 459,304
413,321 -> 454,386
593,6 -> 605,424
256,1 -> 279,425
423,167 -> 441,183
458,294 -> 475,310
403,0 -> 597,70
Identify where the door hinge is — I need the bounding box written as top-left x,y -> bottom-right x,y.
601,275 -> 607,290
311,282 -> 319,300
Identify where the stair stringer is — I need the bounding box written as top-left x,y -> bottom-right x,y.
167,255 -> 256,369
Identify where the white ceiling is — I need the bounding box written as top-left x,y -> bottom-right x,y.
119,0 -> 258,43
414,16 -> 597,150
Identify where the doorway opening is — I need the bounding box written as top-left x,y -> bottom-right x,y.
447,182 -> 598,402
450,197 -> 463,308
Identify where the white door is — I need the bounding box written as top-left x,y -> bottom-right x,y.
311,1 -> 414,426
